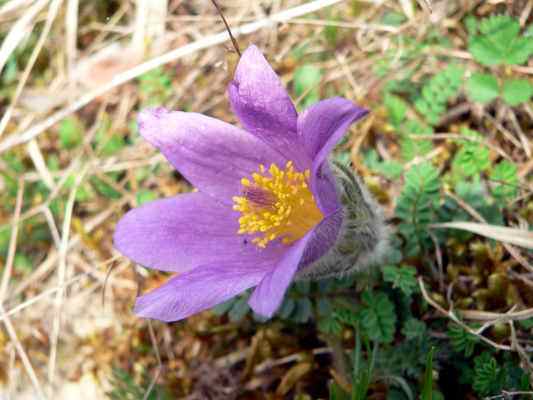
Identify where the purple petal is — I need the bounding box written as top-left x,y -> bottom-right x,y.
228,46 -> 309,169
313,162 -> 341,216
138,107 -> 286,204
134,263 -> 269,322
299,208 -> 343,268
248,231 -> 313,317
298,98 -> 368,214
298,97 -> 368,163
114,192 -> 286,272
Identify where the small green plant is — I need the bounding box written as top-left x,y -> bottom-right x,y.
489,160 -> 519,201
414,65 -> 464,125
395,162 -> 441,256
468,15 -> 533,66
382,265 -> 418,297
450,128 -> 490,181
447,324 -> 480,357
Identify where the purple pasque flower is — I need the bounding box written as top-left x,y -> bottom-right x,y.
114,45 -> 372,322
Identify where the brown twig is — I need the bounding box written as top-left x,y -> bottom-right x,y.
209,0 -> 241,57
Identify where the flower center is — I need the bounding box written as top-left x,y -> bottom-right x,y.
232,161 -> 324,248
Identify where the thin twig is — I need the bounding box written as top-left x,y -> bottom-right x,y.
0,304 -> 46,399
209,0 -> 241,56
418,278 -> 512,351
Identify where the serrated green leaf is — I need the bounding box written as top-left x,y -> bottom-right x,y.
473,352 -> 503,396
383,265 -> 418,296
490,160 -> 518,200
448,323 -> 479,357
451,129 -> 490,179
466,73 -> 499,103
384,93 -> 407,126
334,308 -> 359,327
360,291 -> 396,343
318,315 -> 342,335
400,121 -> 433,161
401,318 -> 426,340
469,15 -> 533,66
414,65 -> 464,125
502,78 -> 533,106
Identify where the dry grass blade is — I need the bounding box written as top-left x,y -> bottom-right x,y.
0,178 -> 24,303
430,222 -> 533,250
0,304 -> 47,400
0,0 -> 344,154
0,0 -> 49,73
0,0 -> 63,138
47,164 -> 87,391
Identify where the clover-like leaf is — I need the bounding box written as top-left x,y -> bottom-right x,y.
502,78 -> 533,106
466,73 -> 499,103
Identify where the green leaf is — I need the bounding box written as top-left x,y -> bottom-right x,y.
329,381 -> 350,400
383,265 -> 418,296
451,128 -> 490,179
211,298 -> 236,316
384,93 -> 407,126
400,121 -> 433,162
468,15 -> 533,66
99,134 -> 126,156
318,315 -> 342,335
14,253 -> 33,273
360,291 -> 396,343
502,78 -> 533,106
401,318 -> 427,340
363,150 -> 403,180
473,352 -> 503,396
490,160 -> 519,201
414,65 -> 464,125
293,298 -> 313,323
396,162 -> 440,222
519,318 -> 533,330
466,73 -> 499,103
228,296 -> 250,322
279,297 -> 296,319
294,65 -> 323,108
421,347 -> 435,400
464,15 -> 478,36
90,176 -> 121,199
58,117 -> 83,149
448,323 -> 479,357
136,190 -> 157,206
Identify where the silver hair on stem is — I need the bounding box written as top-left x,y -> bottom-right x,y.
297,160 -> 389,280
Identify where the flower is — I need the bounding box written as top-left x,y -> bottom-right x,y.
114,45 -> 384,322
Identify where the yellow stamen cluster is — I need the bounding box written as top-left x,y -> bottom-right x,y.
232,161 -> 324,248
